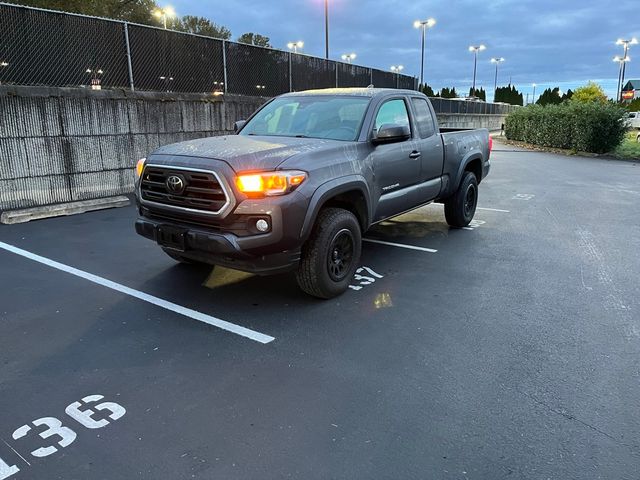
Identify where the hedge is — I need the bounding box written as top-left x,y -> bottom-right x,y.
505,102 -> 627,153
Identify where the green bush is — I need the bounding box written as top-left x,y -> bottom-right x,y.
505,102 -> 627,153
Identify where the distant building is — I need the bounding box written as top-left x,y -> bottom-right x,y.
622,79 -> 640,101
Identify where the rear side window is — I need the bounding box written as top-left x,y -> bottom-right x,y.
411,98 -> 436,138
374,99 -> 410,132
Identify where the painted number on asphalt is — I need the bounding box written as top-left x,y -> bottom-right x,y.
349,266 -> 384,291
464,219 -> 486,230
512,194 -> 535,200
0,394 -> 126,479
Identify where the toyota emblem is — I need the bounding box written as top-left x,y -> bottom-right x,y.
166,174 -> 186,194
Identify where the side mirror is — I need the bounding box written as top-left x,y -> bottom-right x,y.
372,124 -> 411,144
234,120 -> 246,133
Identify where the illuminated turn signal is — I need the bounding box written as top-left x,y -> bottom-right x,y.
135,158 -> 146,178
236,171 -> 307,196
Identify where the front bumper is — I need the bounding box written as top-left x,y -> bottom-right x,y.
135,216 -> 301,275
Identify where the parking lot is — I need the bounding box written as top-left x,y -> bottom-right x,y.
1,145 -> 639,479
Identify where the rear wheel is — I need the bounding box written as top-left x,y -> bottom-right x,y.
296,208 -> 362,299
444,171 -> 478,228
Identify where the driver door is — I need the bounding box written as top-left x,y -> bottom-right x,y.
371,97 -> 421,221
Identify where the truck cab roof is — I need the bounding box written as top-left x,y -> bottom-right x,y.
280,87 -> 423,99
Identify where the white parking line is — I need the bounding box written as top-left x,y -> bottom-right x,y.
477,207 -> 510,213
363,238 -> 437,253
0,241 -> 275,345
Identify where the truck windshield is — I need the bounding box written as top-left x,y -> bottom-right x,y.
240,96 -> 370,141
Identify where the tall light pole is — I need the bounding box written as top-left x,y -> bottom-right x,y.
413,18 -> 436,87
490,57 -> 505,100
341,53 -> 356,64
153,5 -> 176,29
468,45 -> 486,95
614,55 -> 631,102
324,0 -> 329,59
532,83 -> 537,104
287,41 -> 304,54
391,65 -> 404,88
616,38 -> 638,101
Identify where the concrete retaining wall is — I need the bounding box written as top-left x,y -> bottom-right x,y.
0,86 -> 264,211
1,86 -> 508,212
436,113 -> 507,131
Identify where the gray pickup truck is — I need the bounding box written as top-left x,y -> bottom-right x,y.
135,88 -> 492,298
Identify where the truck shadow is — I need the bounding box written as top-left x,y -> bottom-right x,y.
368,219 -> 450,239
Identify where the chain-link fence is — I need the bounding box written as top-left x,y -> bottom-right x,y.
0,2 -> 417,95
429,97 -> 519,115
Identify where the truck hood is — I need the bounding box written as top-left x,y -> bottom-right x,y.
151,134 -> 345,172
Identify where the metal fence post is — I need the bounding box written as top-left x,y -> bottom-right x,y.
222,40 -> 228,93
123,22 -> 135,90
288,51 -> 293,92
335,62 -> 338,88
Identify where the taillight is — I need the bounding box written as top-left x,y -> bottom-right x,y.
489,136 -> 493,152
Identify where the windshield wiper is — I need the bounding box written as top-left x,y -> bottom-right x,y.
294,134 -> 308,138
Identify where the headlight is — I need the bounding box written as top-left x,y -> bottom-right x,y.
236,170 -> 307,197
135,158 -> 146,178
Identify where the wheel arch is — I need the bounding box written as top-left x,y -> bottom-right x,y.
300,176 -> 371,241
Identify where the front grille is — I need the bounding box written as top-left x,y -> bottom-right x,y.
140,166 -> 229,214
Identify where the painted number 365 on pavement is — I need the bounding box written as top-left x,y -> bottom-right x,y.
0,394 -> 126,479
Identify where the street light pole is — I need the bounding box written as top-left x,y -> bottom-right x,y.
532,83 -> 537,104
325,0 -> 329,59
469,45 -> 486,95
154,6 -> 175,30
491,57 -> 504,100
613,56 -> 629,102
287,41 -> 304,54
616,38 -> 638,101
413,18 -> 436,87
341,53 -> 356,64
391,65 -> 404,88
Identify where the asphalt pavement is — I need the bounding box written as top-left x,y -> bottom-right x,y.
1,145 -> 639,479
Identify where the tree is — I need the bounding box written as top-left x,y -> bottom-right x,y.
14,0 -> 160,25
439,87 -> 458,98
176,15 -> 231,39
536,87 -> 563,106
494,85 -> 523,105
237,33 -> 271,48
561,89 -> 574,102
468,87 -> 486,101
420,84 -> 435,97
571,82 -> 608,104
626,98 -> 640,112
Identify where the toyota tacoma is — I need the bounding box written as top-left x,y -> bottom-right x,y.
135,88 -> 492,298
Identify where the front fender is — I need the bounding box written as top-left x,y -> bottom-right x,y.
300,175 -> 372,240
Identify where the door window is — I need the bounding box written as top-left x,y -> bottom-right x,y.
374,99 -> 410,132
411,98 -> 436,138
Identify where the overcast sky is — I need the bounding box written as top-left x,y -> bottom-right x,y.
172,0 -> 638,101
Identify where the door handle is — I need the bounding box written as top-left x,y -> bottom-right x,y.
409,151 -> 421,159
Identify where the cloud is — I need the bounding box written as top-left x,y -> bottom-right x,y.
173,0 -> 639,98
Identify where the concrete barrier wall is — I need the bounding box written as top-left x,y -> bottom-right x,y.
0,86 -> 264,211
437,113 -> 508,131
1,86 -> 508,212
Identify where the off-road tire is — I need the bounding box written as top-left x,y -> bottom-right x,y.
444,171 -> 478,228
296,208 -> 362,299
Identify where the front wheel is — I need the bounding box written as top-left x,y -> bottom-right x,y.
444,171 -> 478,228
296,208 -> 362,299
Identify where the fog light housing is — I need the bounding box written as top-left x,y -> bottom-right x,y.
255,219 -> 270,232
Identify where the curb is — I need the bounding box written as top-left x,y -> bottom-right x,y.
1,196 -> 131,225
